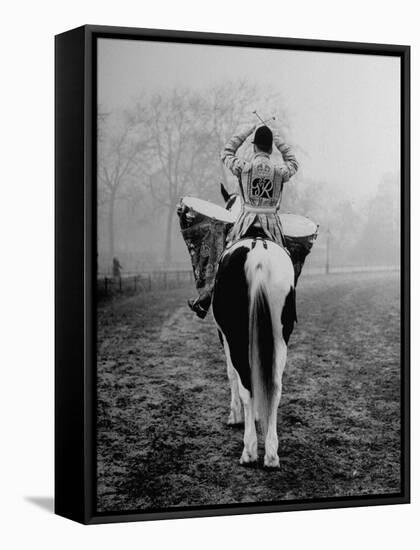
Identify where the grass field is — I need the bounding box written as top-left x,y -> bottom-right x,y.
96,271 -> 401,513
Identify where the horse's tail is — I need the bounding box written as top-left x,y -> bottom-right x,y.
246,247 -> 275,437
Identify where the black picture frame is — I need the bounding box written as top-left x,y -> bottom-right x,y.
55,24 -> 410,525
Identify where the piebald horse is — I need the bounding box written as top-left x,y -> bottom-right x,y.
212,186 -> 296,468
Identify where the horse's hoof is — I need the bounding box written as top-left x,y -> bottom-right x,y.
227,410 -> 243,425
240,450 -> 258,465
264,455 -> 280,469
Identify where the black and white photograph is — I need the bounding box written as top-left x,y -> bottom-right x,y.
95,34 -> 406,515
3,0 -> 418,546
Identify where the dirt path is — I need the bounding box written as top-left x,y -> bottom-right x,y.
97,271 -> 401,513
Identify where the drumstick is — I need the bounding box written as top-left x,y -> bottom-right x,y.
252,110 -> 276,125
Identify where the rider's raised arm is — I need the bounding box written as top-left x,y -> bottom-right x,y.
273,133 -> 299,182
220,124 -> 256,177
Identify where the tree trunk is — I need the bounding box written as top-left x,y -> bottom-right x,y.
108,190 -> 116,271
164,205 -> 175,266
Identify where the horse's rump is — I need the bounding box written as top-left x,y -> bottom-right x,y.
213,239 -> 295,396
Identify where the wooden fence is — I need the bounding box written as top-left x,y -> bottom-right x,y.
97,270 -> 195,299
97,264 -> 399,300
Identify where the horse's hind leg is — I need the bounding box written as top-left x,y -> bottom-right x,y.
227,366 -> 243,425
264,344 -> 287,468
223,338 -> 243,425
264,383 -> 281,468
238,381 -> 258,465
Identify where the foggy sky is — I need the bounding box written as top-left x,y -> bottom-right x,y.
98,38 -> 400,204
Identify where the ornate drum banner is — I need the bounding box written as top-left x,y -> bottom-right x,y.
177,197 -> 235,317
55,25 -> 410,525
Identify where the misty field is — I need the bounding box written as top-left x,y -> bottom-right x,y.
96,271 -> 401,513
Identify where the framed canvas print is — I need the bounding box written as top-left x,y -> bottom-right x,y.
55,25 -> 410,524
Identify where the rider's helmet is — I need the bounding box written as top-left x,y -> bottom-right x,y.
253,126 -> 273,153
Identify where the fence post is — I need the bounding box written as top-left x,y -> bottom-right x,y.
148,273 -> 152,291
326,228 -> 331,275
104,277 -> 108,296
119,276 -> 122,292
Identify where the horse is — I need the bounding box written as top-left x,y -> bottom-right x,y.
212,184 -> 296,468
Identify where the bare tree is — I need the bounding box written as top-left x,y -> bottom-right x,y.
205,81 -> 290,192
353,174 -> 400,265
131,90 -> 214,264
98,82 -> 293,269
98,112 -> 149,267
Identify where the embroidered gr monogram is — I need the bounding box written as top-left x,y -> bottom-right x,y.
251,177 -> 274,199
248,160 -> 275,201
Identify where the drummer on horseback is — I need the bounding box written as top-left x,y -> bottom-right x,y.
181,118 -> 312,319
221,121 -> 298,246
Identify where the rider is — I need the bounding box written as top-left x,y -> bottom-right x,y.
222,122 -> 298,245
187,122 -> 299,319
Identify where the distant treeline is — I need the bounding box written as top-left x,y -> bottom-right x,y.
97,82 -> 400,273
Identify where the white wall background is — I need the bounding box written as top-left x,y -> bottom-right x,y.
0,1 -> 417,548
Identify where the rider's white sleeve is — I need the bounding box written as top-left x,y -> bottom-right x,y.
273,134 -> 299,182
221,125 -> 255,177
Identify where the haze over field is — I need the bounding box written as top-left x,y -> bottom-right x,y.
95,39 -> 403,514
97,38 -> 400,272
